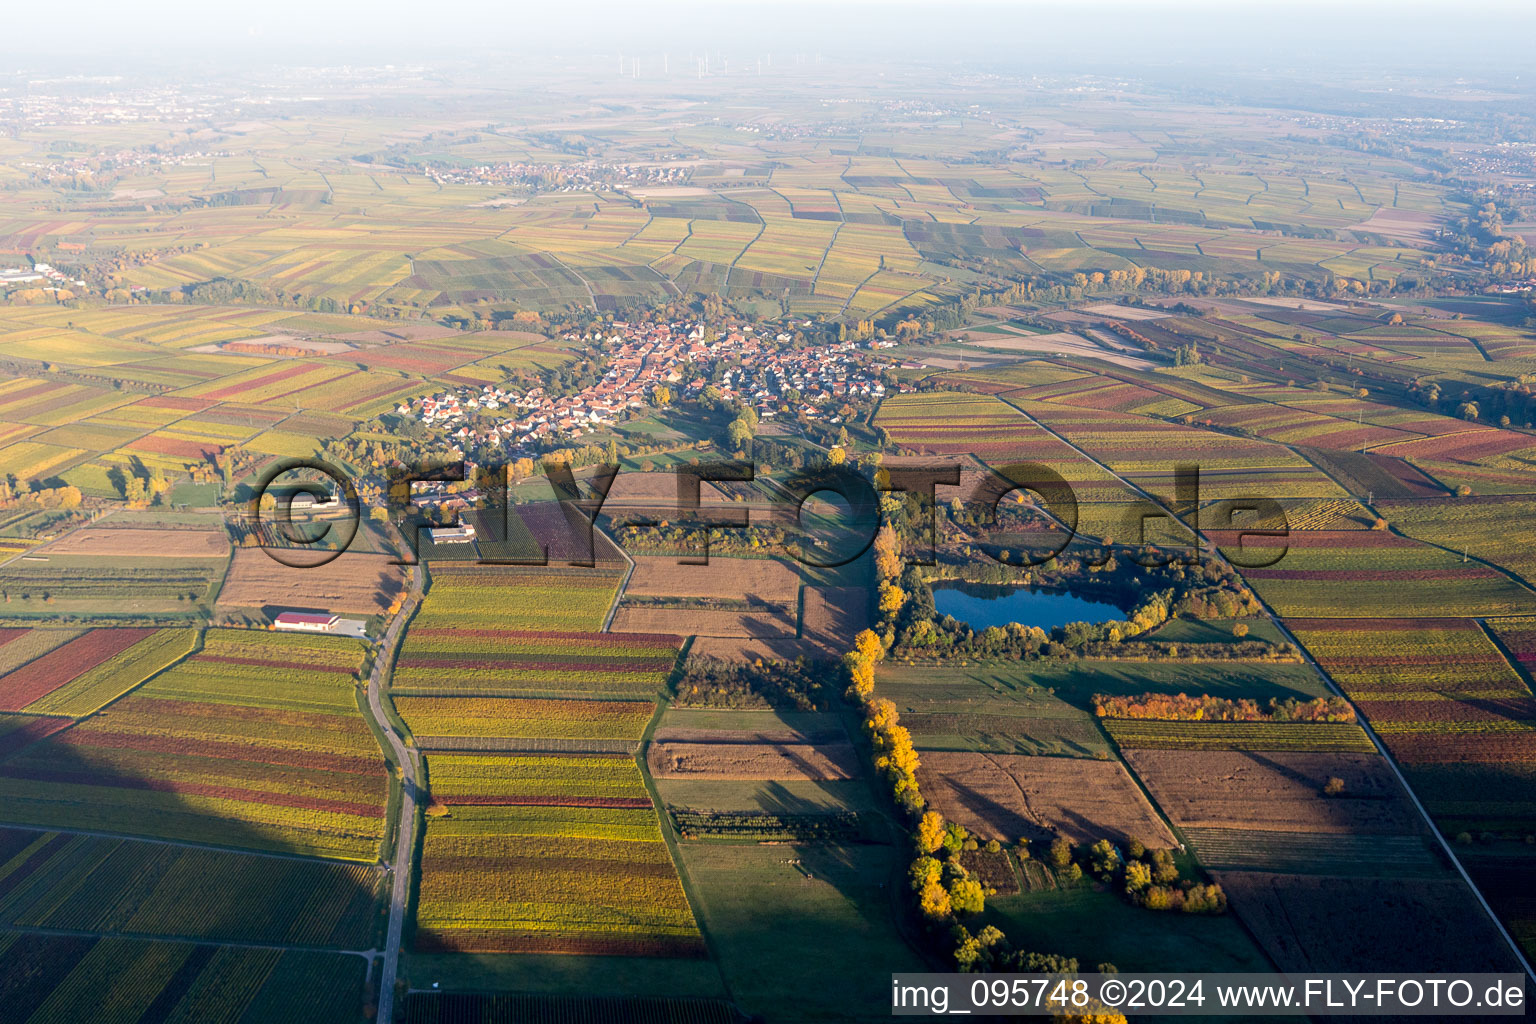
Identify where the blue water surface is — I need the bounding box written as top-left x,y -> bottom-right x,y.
931,582 -> 1124,630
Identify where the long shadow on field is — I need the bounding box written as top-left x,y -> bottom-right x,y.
0,704 -> 389,1022
752,779 -> 840,817
737,790 -> 892,924
940,776 -> 1042,842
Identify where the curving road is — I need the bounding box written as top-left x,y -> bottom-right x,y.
364,561 -> 426,1023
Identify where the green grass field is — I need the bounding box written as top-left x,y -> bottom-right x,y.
402,952 -> 725,999
980,882 -> 1275,975
676,842 -> 926,1023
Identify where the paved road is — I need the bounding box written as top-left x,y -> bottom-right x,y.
602,541 -> 636,632
364,562 -> 426,1023
1016,403 -> 1536,980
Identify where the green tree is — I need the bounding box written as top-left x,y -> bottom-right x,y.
919,879 -> 952,921
909,856 -> 942,889
948,877 -> 986,915
726,417 -> 754,450
916,812 -> 946,854
1089,839 -> 1118,879
1048,836 -> 1073,869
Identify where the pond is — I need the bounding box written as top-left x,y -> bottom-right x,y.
931,581 -> 1126,631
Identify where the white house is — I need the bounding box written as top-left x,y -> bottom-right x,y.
274,611 -> 340,632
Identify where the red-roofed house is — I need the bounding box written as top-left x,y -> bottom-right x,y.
273,611 -> 340,632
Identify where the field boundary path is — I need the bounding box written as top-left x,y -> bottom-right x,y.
1014,403 -> 1536,981
0,923 -> 377,960
365,558 -> 427,1023
603,537 -> 637,632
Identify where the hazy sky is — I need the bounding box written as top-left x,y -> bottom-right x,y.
4,1 -> 1534,73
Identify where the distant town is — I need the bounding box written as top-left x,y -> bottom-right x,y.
397,319 -> 899,456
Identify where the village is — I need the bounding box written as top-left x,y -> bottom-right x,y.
0,261 -> 90,295
396,319 -> 901,458
424,160 -> 689,192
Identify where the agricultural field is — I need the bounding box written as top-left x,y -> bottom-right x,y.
1214,872 -> 1522,973
978,880 -> 1277,974
647,740 -> 859,781
1101,719 -> 1375,751
1121,749 -> 1421,834
399,559 -> 703,972
654,773 -> 876,847
1463,850 -> 1536,960
216,549 -> 406,617
1290,617 -> 1531,702
9,627 -> 196,716
1290,617 -> 1536,809
392,566 -> 677,700
0,628 -> 86,675
612,554 -> 848,640
0,627 -> 158,711
0,714 -> 72,759
1379,496 -> 1536,586
1113,741 -> 1509,971
425,752 -> 653,807
8,44 -> 1536,1017
622,554 -> 801,603
1017,399 -> 1346,503
874,660 -> 1111,757
393,620 -> 678,699
874,392 -> 1133,506
0,825 -> 383,947
35,525 -> 229,559
0,934 -> 370,1024
397,696 -> 654,750
402,993 -> 741,1024
1180,827 -> 1443,876
0,629 -> 387,859
0,557 -> 227,617
1289,614 -> 1536,954
673,841 -> 926,1022
876,658 -> 1329,760
915,750 -> 1176,846
405,566 -> 623,633
1220,530 -> 1536,617
413,800 -> 702,957
611,604 -> 797,638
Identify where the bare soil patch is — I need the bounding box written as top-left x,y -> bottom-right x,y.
1122,750 -> 1417,835
624,555 -> 800,603
612,605 -> 796,638
1077,303 -> 1172,321
956,329 -> 1155,369
1238,296 -> 1355,313
801,586 -> 869,646
648,740 -> 859,781
1348,208 -> 1444,244
878,458 -> 996,503
42,527 -> 229,559
216,549 -> 405,614
654,723 -> 846,746
605,471 -> 730,508
687,636 -> 841,663
917,751 -> 1175,846
327,324 -> 462,344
